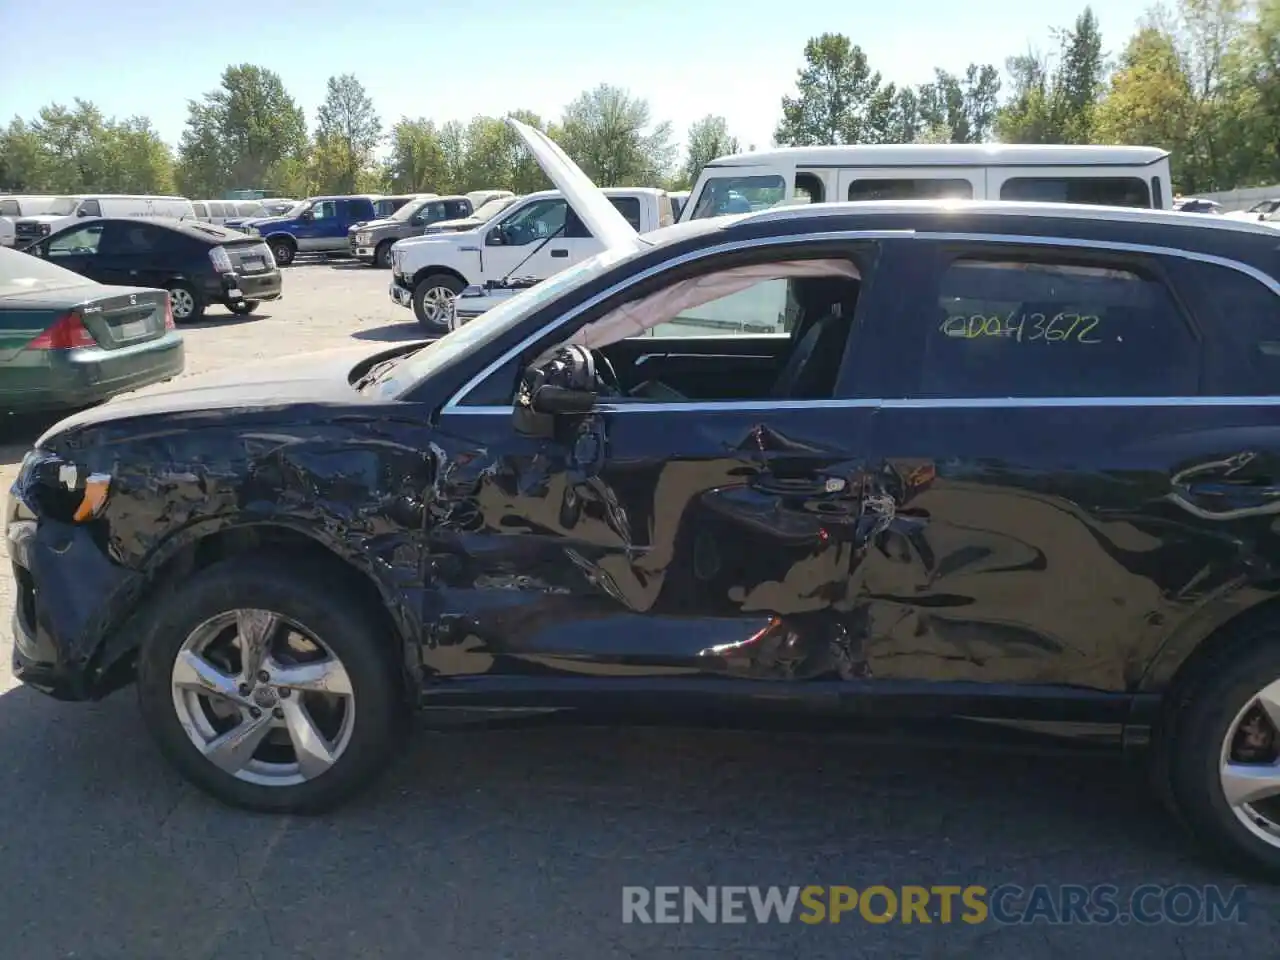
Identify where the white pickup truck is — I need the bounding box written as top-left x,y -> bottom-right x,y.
388,186 -> 672,331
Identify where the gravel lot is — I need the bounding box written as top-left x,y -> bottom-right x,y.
1,259 -> 1278,959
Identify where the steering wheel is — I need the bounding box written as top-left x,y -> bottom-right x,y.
592,350 -> 622,397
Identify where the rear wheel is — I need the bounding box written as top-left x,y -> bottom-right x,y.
228,300 -> 260,316
412,273 -> 464,333
136,556 -> 406,813
1165,635 -> 1280,878
268,237 -> 296,267
167,281 -> 203,323
374,241 -> 394,269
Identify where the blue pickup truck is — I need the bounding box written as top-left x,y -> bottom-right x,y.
243,195 -> 383,266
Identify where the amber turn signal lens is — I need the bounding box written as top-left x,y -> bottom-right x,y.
72,474 -> 112,522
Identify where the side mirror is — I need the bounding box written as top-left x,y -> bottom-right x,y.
76,208 -> 90,217
299,210 -> 314,222
512,345 -> 599,436
531,385 -> 596,415
486,227 -> 506,246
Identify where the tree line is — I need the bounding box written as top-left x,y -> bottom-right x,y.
1,0 -> 1277,199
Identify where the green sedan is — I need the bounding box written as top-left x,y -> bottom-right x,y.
0,247 -> 184,414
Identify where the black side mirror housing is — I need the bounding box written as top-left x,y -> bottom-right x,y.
512,345 -> 599,437
486,227 -> 506,246
299,210 -> 314,222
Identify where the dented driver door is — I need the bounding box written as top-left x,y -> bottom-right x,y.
425,399 -> 883,701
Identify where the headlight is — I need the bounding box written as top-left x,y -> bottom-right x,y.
356,232 -> 372,245
11,451 -> 112,523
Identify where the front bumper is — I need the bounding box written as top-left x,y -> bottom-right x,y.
389,277 -> 413,309
7,506 -> 143,701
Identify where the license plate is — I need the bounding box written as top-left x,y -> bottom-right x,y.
117,319 -> 150,340
240,257 -> 265,272
228,288 -> 243,298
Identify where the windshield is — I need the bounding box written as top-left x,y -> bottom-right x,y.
379,245 -> 637,398
43,197 -> 80,217
392,197 -> 432,221
1248,200 -> 1280,213
470,196 -> 516,222
0,247 -> 89,296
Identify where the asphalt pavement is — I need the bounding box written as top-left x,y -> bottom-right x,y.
1,260 -> 1277,959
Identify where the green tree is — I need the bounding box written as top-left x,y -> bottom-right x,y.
314,73 -> 382,193
918,64 -> 1003,142
0,118 -> 52,191
32,100 -> 112,192
682,115 -> 739,186
176,65 -> 308,197
1093,27 -> 1197,185
557,84 -> 674,185
774,34 -> 891,144
997,6 -> 1107,144
1241,0 -> 1280,182
100,116 -> 175,193
386,117 -> 448,192
437,120 -> 468,193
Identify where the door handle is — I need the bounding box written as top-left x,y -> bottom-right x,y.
550,248 -> 569,258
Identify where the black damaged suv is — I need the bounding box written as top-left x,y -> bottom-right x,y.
10,157 -> 1280,878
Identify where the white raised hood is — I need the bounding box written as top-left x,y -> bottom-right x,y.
505,118 -> 646,252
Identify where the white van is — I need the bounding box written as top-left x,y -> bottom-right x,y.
11,194 -> 197,246
680,144 -> 1173,221
0,196 -> 62,247
193,199 -> 267,225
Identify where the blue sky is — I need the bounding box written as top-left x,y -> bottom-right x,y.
0,0 -> 1151,153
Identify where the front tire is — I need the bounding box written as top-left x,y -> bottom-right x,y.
1164,634 -> 1280,878
136,556 -> 405,814
412,273 -> 464,333
228,300 -> 260,316
166,281 -> 203,323
374,241 -> 394,269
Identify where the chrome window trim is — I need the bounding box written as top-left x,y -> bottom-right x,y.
444,395 -> 1280,417
440,228 -> 1280,416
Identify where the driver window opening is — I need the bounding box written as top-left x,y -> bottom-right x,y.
536,258 -> 864,404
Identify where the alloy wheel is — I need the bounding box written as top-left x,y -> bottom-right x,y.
419,285 -> 456,325
1219,677 -> 1280,849
170,287 -> 195,320
170,608 -> 356,786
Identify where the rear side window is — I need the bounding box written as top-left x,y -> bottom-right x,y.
349,199 -> 376,220
1174,259 -> 1280,396
847,178 -> 973,201
444,199 -> 471,219
100,222 -> 165,256
1000,177 -> 1152,208
609,196 -> 642,231
917,255 -> 1199,398
192,202 -> 209,218
689,174 -> 786,219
